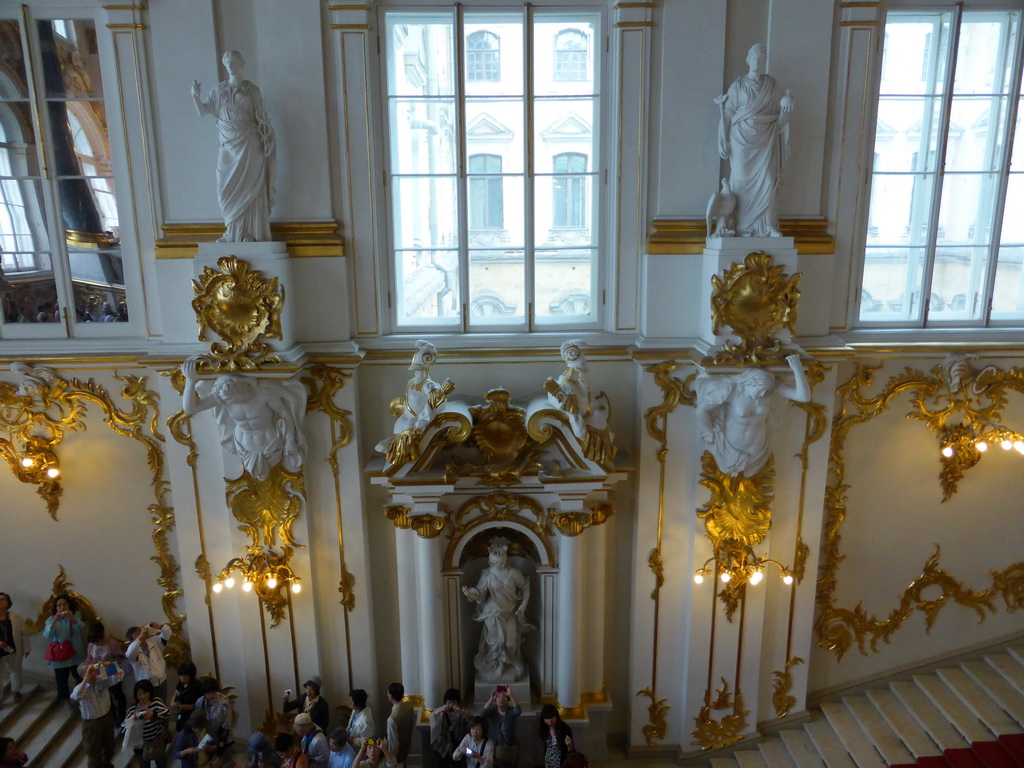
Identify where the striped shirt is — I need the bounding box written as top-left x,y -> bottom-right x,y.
126,698 -> 169,743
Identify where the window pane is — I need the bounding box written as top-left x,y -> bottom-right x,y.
72,282 -> 127,323
536,173 -> 595,247
873,97 -> 943,172
865,173 -> 935,248
389,99 -> 457,175
860,247 -> 926,321
930,246 -> 988,320
391,177 -> 458,250
395,249 -> 460,324
535,248 -> 595,321
466,99 -> 524,174
992,246 -> 1024,317
469,249 -> 523,324
2,276 -> 60,324
386,13 -> 455,97
946,97 -> 1009,172
1002,174 -> 1024,243
468,175 -> 523,248
465,15 -> 522,96
936,173 -> 999,246
535,97 -> 597,172
1010,97 -> 1024,169
879,14 -> 952,97
37,20 -> 105,99
0,178 -> 51,252
534,15 -> 598,97
954,13 -> 1019,96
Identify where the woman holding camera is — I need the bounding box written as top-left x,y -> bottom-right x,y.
42,594 -> 86,709
125,679 -> 170,767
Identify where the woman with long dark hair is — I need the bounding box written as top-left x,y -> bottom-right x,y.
537,704 -> 573,768
42,593 -> 85,709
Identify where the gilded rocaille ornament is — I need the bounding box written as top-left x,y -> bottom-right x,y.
26,565 -> 100,634
225,465 -> 304,549
636,689 -> 669,747
442,493 -> 556,568
817,356 -> 1024,660
692,677 -> 749,749
770,655 -> 803,718
191,256 -> 284,371
697,453 -> 774,548
709,251 -> 800,365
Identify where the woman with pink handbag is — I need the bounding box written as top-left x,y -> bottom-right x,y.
42,593 -> 86,710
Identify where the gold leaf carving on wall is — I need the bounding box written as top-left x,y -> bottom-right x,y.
770,655 -> 804,719
691,678 -> 748,750
635,688 -> 669,747
26,565 -> 100,634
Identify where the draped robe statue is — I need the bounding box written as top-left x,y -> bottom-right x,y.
716,43 -> 794,238
192,51 -> 276,242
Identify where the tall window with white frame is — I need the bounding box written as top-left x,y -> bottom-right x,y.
383,8 -> 600,329
0,16 -> 130,334
859,9 -> 1024,326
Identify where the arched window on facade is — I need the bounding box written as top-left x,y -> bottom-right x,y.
554,29 -> 588,82
467,30 -> 500,82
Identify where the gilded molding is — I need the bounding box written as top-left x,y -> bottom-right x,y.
642,361 -> 696,443
691,678 -> 748,750
697,453 -> 774,549
442,492 -> 555,569
25,566 -> 100,634
191,257 -> 284,371
156,221 -> 343,260
770,655 -> 804,718
385,505 -> 445,538
648,218 -> 833,255
636,689 -> 668,746
816,359 -> 1024,659
709,252 -> 800,366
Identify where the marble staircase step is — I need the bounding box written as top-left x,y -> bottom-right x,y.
0,684 -> 43,734
735,747 -> 770,768
712,757 -> 741,768
819,702 -> 886,768
938,668 -> 1024,736
759,738 -> 798,768
988,655 -> 1024,698
964,661 -> 1024,725
804,720 -> 858,768
23,698 -> 78,768
2,689 -> 60,746
779,729 -> 826,768
915,674 -> 994,743
891,680 -> 970,750
865,688 -> 941,758
843,694 -> 916,766
1007,648 -> 1024,669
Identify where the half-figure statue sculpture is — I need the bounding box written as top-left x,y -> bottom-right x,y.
182,354 -> 306,480
694,354 -> 809,476
462,537 -> 533,682
192,50 -> 276,242
715,43 -> 794,238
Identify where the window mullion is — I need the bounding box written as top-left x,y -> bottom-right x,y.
20,8 -> 74,338
455,5 -> 470,332
981,13 -> 1024,325
524,4 -> 535,331
920,8 -> 962,327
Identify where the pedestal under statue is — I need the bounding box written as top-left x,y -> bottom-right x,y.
192,50 -> 276,242
715,43 -> 794,238
462,538 -> 534,684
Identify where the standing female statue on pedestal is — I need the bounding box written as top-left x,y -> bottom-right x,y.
715,43 -> 794,238
462,539 -> 533,682
192,51 -> 276,242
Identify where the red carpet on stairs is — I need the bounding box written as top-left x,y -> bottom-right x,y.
894,740 -> 1024,768
971,742 -> 1019,768
998,735 -> 1024,768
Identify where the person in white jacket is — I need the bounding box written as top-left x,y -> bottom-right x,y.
0,593 -> 29,703
125,622 -> 172,702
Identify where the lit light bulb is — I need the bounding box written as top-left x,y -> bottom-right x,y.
782,574 -> 794,585
266,577 -> 277,589
212,582 -> 223,593
21,457 -> 33,468
720,572 -> 731,583
46,467 -> 59,478
1002,439 -> 1013,450
1015,441 -> 1024,455
291,582 -> 302,594
242,580 -> 253,592
941,446 -> 954,458
749,570 -> 764,586
693,572 -> 704,585
224,577 -> 235,589
977,441 -> 989,453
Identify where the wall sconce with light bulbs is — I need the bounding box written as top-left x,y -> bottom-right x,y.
0,434 -> 63,516
210,545 -> 300,624
693,541 -> 793,590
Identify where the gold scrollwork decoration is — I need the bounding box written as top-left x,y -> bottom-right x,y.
817,359 -> 1024,660
302,365 -> 354,470
26,565 -> 100,634
770,655 -> 804,719
191,256 -> 284,371
225,466 -> 305,549
692,678 -> 749,750
553,502 -> 615,537
642,361 -> 696,443
697,452 -> 775,549
442,493 -> 555,568
647,549 -> 664,600
709,251 -> 800,366
388,505 -> 444,539
635,688 -> 669,747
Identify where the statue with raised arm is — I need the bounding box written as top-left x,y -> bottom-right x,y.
694,355 -> 809,476
181,355 -> 306,480
543,339 -> 594,440
462,538 -> 534,682
376,340 -> 455,466
192,51 -> 276,242
715,43 -> 794,238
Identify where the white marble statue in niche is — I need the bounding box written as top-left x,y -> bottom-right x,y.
714,43 -> 794,238
694,354 -> 809,476
375,340 -> 454,461
192,51 -> 276,242
462,537 -> 534,683
544,339 -> 611,440
182,355 -> 307,480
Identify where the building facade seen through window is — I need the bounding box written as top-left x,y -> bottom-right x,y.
859,9 -> 1024,326
383,8 -> 600,329
0,15 -> 131,334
